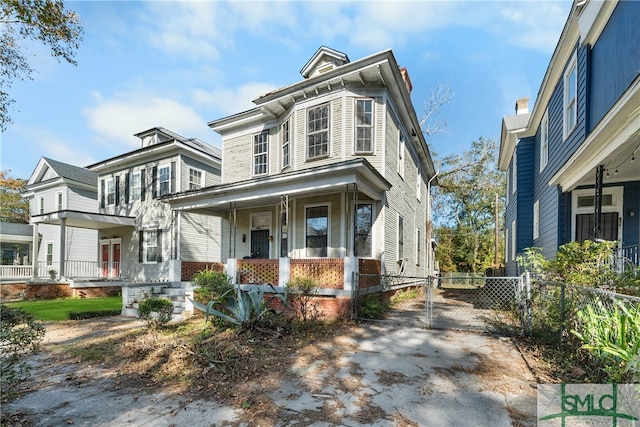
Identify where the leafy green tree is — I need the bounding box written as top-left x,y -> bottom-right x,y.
1,0 -> 83,131
0,170 -> 29,223
432,138 -> 505,273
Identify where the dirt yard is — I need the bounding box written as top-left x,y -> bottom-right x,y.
2,299 -> 551,426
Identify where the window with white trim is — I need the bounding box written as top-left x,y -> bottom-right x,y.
397,214 -> 404,260
511,220 -> 516,262
511,155 -> 517,195
144,230 -> 159,263
253,131 -> 268,176
540,109 -> 549,172
397,132 -> 405,178
563,51 -> 577,140
305,205 -> 328,257
533,200 -> 540,240
307,104 -> 329,159
188,167 -> 203,190
46,241 -> 53,266
130,171 -> 141,201
106,177 -> 115,205
416,228 -> 421,266
416,169 -> 422,200
354,204 -> 372,257
56,191 -> 63,211
38,196 -> 44,215
158,164 -> 171,196
355,99 -> 373,153
282,118 -> 290,169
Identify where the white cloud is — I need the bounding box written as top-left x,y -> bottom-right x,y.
84,90 -> 210,147
20,127 -> 97,168
192,82 -> 280,116
499,2 -> 569,53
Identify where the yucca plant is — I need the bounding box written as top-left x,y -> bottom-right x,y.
189,285 -> 288,331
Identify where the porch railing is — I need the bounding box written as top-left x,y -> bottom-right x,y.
0,265 -> 33,279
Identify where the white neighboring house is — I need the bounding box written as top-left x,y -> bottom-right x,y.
24,157 -> 100,280
15,129 -> 222,294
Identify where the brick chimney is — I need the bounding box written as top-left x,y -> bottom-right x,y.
399,67 -> 413,94
515,98 -> 529,115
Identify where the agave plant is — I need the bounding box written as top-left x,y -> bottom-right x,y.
190,284 -> 288,330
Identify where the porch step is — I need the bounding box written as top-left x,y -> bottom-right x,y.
162,288 -> 185,297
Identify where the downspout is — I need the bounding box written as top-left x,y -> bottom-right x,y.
426,171 -> 439,276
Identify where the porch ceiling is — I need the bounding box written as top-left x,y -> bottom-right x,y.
164,158 -> 391,215
549,78 -> 640,191
31,210 -> 136,230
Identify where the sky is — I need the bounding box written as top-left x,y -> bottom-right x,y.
0,0 -> 573,180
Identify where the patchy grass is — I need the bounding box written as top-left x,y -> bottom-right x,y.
5,297 -> 122,321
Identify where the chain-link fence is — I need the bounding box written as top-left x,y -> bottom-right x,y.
526,280 -> 640,345
431,275 -> 523,333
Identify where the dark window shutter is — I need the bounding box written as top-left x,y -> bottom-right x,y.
138,230 -> 144,263
115,175 -> 120,206
152,166 -> 158,198
156,229 -> 162,262
140,169 -> 146,201
124,173 -> 130,204
100,179 -> 105,209
170,161 -> 176,193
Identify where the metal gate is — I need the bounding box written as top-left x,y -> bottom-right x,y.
428,274 -> 525,334
352,273 -> 527,334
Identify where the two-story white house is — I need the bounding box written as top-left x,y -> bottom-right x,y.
164,47 -> 438,304
23,128 -> 223,289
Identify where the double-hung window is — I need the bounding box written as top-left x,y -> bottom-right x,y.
563,52 -> 577,139
46,242 -> 53,266
355,99 -> 373,153
397,215 -> 404,260
56,191 -> 63,211
38,196 -> 44,215
354,204 -> 372,257
106,177 -> 115,205
540,109 -> 549,172
307,104 -> 329,159
158,164 -> 171,196
254,131 -> 268,176
189,167 -> 203,190
143,230 -> 159,263
282,119 -> 290,169
306,205 -> 328,257
397,133 -> 405,178
130,171 -> 141,201
416,169 -> 422,200
533,200 -> 540,240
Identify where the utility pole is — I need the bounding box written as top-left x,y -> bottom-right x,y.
494,193 -> 499,267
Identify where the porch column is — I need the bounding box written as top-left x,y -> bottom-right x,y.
32,223 -> 39,279
59,218 -> 66,278
227,258 -> 237,284
279,257 -> 290,287
343,256 -> 358,291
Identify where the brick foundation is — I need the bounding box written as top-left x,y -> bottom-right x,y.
0,283 -> 121,301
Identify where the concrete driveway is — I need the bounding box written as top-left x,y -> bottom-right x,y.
3,312 -> 538,426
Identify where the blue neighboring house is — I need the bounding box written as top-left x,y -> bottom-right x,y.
499,0 -> 640,276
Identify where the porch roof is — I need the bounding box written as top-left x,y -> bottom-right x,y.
162,158 -> 392,214
31,210 -> 136,230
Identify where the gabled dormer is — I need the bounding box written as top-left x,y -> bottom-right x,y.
134,127 -> 189,148
300,46 -> 350,79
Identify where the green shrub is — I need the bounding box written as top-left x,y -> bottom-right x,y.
138,297 -> 174,330
68,310 -> 122,320
287,277 -> 323,321
193,269 -> 234,304
1,305 -> 46,402
358,293 -> 389,319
